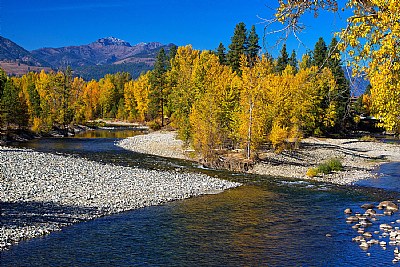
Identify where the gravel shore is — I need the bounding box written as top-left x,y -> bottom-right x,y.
0,146 -> 240,251
117,131 -> 190,160
252,137 -> 400,185
118,132 -> 400,185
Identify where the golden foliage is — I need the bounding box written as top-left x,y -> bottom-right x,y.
276,0 -> 400,133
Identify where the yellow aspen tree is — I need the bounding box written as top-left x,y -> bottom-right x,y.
189,52 -> 238,161
238,55 -> 274,158
275,0 -> 400,133
82,80 -> 100,121
168,45 -> 200,141
70,77 -> 86,123
98,76 -> 115,118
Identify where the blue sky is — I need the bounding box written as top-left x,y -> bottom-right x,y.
1,0 -> 349,58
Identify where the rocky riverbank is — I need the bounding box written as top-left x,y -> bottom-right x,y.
0,146 -> 240,251
117,132 -> 400,185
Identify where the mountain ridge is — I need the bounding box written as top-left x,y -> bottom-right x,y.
31,37 -> 173,69
0,36 -> 175,79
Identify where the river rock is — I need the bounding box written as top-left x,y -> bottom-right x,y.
365,209 -> 376,216
344,208 -> 352,214
378,201 -> 398,211
346,216 -> 359,223
359,241 -> 369,250
359,218 -> 373,227
363,232 -> 373,238
384,210 -> 394,216
380,224 -> 393,231
361,203 -> 375,209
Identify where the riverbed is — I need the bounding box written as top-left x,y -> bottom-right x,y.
1,128 -> 400,266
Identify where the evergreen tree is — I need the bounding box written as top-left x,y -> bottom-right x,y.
0,79 -> 28,129
275,44 -> 289,73
327,37 -> 351,130
216,42 -> 227,65
27,81 -> 41,118
0,68 -> 7,99
247,25 -> 261,64
227,22 -> 248,74
149,48 -> 168,126
288,50 -> 298,73
168,45 -> 178,69
313,37 -> 328,68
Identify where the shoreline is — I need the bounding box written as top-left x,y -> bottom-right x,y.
117,131 -> 400,185
0,145 -> 240,251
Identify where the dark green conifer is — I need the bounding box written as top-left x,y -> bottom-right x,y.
0,79 -> 28,129
313,37 -> 328,68
247,25 -> 260,64
216,42 -> 227,65
149,48 -> 168,126
275,44 -> 289,73
288,49 -> 298,73
327,37 -> 351,130
227,22 -> 248,74
168,45 -> 178,69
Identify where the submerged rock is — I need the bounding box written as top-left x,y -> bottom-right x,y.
361,203 -> 375,210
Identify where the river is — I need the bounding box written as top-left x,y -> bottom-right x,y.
1,128 -> 400,266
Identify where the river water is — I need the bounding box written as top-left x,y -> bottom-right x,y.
2,129 -> 400,266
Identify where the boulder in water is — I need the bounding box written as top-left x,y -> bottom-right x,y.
377,201 -> 398,211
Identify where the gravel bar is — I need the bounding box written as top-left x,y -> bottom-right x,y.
0,146 -> 240,251
117,131 -> 190,160
118,132 -> 400,185
252,137 -> 400,185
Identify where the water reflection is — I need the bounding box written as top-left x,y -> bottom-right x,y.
74,128 -> 147,139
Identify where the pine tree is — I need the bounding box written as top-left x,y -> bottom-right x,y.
168,45 -> 178,69
275,44 -> 289,73
227,22 -> 248,74
288,50 -> 298,73
0,79 -> 28,129
216,42 -> 227,65
247,25 -> 261,64
0,68 -> 7,99
327,37 -> 350,130
149,48 -> 168,126
313,37 -> 328,68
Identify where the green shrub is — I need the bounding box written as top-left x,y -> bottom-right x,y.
327,158 -> 343,172
306,158 -> 343,177
317,163 -> 331,175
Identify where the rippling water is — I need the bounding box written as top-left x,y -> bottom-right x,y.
2,129 -> 400,266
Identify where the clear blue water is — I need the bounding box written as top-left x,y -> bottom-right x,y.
2,130 -> 400,266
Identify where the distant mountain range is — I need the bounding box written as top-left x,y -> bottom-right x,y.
0,36 -> 175,80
